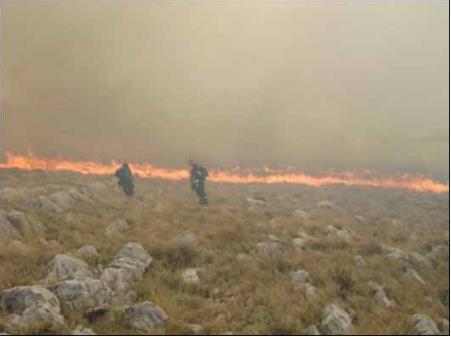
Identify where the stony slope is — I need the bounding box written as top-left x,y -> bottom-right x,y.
0,168 -> 449,334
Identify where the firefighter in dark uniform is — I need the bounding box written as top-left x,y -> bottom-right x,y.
189,158 -> 209,205
115,163 -> 134,197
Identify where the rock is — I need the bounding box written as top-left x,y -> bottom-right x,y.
317,200 -> 342,211
426,244 -> 449,265
0,187 -> 20,202
367,281 -> 395,308
182,268 -> 200,284
409,314 -> 440,335
292,209 -> 309,221
320,303 -> 352,335
49,191 -> 75,209
106,218 -> 129,237
304,324 -> 320,335
76,245 -> 99,260
246,197 -> 269,207
85,182 -> 109,197
52,277 -> 112,311
101,243 -> 152,294
408,252 -> 432,268
292,237 -> 307,250
124,302 -> 168,330
84,306 -> 109,323
325,225 -> 352,242
0,286 -> 65,333
68,187 -> 92,204
256,241 -> 280,254
354,215 -> 367,224
172,231 -> 197,246
6,303 -> 66,333
46,254 -> 92,283
425,296 -> 445,310
267,234 -> 280,242
438,319 -> 449,334
290,270 -> 311,287
304,282 -> 318,300
71,326 -> 96,335
236,253 -> 252,262
383,246 -> 409,261
0,286 -> 60,314
354,255 -> 366,267
30,195 -> 64,213
184,324 -> 203,335
293,231 -> 317,250
0,213 -> 19,240
5,211 -> 35,236
404,267 -> 425,284
9,240 -> 31,255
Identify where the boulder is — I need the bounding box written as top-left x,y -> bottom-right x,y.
407,252 -> 432,268
52,277 -> 112,311
354,255 -> 366,267
182,268 -> 200,284
0,213 -> 19,240
304,283 -> 318,300
320,303 -> 352,335
438,319 -> 449,334
29,195 -> 64,213
409,314 -> 440,335
0,187 -> 20,202
5,211 -> 35,236
49,191 -> 75,210
292,237 -> 307,250
123,302 -> 168,330
292,209 -> 308,221
426,244 -> 449,265
184,324 -> 203,335
76,245 -> 99,260
256,241 -> 280,254
383,246 -> 409,261
68,188 -> 92,204
85,182 -> 109,198
354,215 -> 367,224
101,243 -> 152,294
325,225 -> 352,242
367,281 -> 395,308
317,200 -> 342,211
304,325 -> 320,335
71,326 -> 96,335
0,286 -> 60,313
404,268 -> 425,284
9,240 -> 31,255
289,270 -> 311,287
0,286 -> 65,333
46,254 -> 92,283
106,219 -> 129,237
246,197 -> 269,207
172,231 -> 197,246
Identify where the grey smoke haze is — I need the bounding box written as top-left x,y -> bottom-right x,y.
1,1 -> 449,174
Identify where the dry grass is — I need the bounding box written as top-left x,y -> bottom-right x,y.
0,169 -> 449,334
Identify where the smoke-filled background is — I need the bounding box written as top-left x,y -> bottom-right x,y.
1,0 -> 449,174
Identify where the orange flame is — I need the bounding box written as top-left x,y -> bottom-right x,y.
0,151 -> 448,194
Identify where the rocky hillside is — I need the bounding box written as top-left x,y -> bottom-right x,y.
0,168 -> 449,335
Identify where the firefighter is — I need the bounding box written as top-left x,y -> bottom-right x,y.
115,163 -> 134,197
189,158 -> 209,205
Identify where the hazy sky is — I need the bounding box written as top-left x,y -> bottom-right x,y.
1,0 -> 449,173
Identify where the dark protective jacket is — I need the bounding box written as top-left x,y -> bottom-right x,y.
115,164 -> 134,196
190,164 -> 208,189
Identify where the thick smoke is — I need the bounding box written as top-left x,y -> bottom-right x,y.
1,1 -> 449,175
